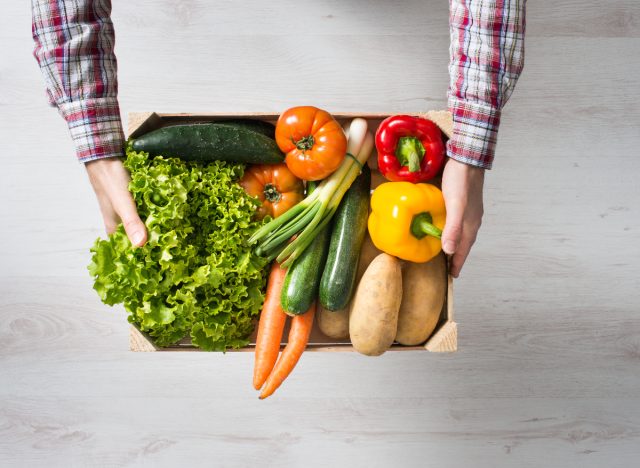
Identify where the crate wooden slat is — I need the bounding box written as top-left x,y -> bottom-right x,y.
127,111 -> 457,353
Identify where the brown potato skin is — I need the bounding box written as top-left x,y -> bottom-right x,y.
349,253 -> 402,356
395,252 -> 447,346
318,305 -> 350,339
319,233 -> 381,341
355,232 -> 382,284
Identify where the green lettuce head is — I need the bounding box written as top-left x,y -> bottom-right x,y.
88,148 -> 268,351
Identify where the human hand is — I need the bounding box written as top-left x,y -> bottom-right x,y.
85,158 -> 147,247
440,158 -> 485,278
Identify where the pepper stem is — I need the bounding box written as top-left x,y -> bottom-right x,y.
295,135 -> 315,151
263,183 -> 282,203
396,136 -> 426,173
410,212 -> 442,239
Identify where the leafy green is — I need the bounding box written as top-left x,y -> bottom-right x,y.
88,148 -> 269,351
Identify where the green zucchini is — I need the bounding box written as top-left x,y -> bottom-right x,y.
130,122 -> 283,164
280,182 -> 332,315
319,164 -> 371,311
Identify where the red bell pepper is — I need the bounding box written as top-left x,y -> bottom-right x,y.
375,115 -> 445,183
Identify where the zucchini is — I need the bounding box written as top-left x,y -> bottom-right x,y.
280,182 -> 332,315
130,122 -> 283,164
319,164 -> 371,311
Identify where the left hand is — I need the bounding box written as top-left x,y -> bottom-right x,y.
85,157 -> 148,247
440,158 -> 485,277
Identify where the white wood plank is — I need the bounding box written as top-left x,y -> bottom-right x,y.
1,394 -> 639,468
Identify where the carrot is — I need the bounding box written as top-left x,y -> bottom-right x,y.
253,262 -> 288,391
259,302 -> 316,399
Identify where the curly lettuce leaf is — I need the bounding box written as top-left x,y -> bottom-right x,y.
88,149 -> 268,350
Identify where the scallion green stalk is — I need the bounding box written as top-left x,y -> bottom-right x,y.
278,132 -> 374,266
249,118 -> 374,267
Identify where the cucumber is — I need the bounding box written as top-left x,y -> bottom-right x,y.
160,120 -> 275,142
216,119 -> 275,139
280,182 -> 332,316
130,122 -> 283,164
319,164 -> 371,311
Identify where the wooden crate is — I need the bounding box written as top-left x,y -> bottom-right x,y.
127,111 -> 457,353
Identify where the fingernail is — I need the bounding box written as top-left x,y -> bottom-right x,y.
132,231 -> 144,246
443,241 -> 456,254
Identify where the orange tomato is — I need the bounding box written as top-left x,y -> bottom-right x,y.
239,163 -> 304,219
275,106 -> 347,181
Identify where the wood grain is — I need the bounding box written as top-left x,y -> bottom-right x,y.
1,0 -> 640,466
425,321 -> 458,353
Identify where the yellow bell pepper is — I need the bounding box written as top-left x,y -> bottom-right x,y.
368,182 -> 446,263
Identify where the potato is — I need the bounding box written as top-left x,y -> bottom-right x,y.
355,232 -> 382,284
318,232 -> 380,342
395,252 -> 447,346
349,253 -> 402,356
318,305 -> 350,339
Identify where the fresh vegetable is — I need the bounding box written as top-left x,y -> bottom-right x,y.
130,122 -> 284,164
280,181 -> 332,315
259,302 -> 316,399
317,304 -> 349,339
349,253 -> 402,356
319,164 -> 371,311
88,148 -> 269,351
275,106 -> 347,181
216,119 -> 276,138
368,182 -> 446,263
396,253 -> 447,346
251,118 -> 374,268
356,232 -> 382,284
239,163 -> 304,220
253,262 -> 288,390
376,115 -> 445,183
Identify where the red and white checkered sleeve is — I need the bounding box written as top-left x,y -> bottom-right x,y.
448,0 -> 527,169
31,0 -> 124,163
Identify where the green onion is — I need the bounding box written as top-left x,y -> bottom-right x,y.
249,118 -> 374,268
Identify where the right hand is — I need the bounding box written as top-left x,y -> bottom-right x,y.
440,158 -> 485,278
85,158 -> 147,247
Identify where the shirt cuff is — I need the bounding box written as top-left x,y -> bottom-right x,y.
446,98 -> 501,170
57,97 -> 126,163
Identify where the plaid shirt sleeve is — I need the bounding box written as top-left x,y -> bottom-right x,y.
31,0 -> 124,163
448,0 -> 527,169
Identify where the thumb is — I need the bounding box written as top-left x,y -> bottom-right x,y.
111,191 -> 147,247
441,200 -> 464,255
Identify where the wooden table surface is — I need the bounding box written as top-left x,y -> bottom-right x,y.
1,1 -> 639,467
